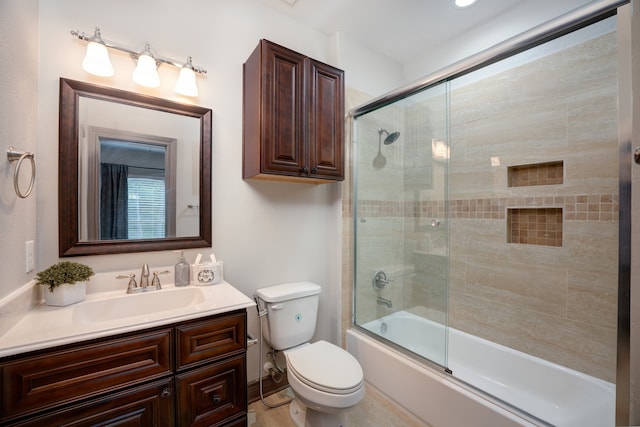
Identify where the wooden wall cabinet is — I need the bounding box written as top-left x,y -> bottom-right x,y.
243,39 -> 345,183
0,310 -> 247,427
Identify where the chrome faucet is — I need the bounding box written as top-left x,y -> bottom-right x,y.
140,264 -> 150,288
377,296 -> 393,308
116,266 -> 169,294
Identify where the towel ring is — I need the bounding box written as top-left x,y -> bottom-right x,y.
7,147 -> 36,199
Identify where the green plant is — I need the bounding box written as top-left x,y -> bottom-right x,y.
36,261 -> 94,293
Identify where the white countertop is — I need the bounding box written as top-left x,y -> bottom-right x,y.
0,281 -> 255,358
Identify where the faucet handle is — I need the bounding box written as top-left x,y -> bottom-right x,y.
151,270 -> 170,290
116,274 -> 137,293
372,270 -> 392,291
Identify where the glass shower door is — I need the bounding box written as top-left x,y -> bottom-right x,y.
353,81 -> 450,368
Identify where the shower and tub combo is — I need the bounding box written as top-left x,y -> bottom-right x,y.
347,2 -> 629,426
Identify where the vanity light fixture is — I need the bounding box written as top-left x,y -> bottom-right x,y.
70,27 -> 207,96
454,0 -> 477,8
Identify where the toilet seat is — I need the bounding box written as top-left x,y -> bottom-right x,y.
285,340 -> 364,395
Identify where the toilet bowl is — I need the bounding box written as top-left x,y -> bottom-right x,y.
255,282 -> 365,427
285,341 -> 364,427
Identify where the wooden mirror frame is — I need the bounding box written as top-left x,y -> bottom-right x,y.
59,78 -> 212,256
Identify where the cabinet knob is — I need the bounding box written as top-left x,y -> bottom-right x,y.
211,394 -> 222,404
311,167 -> 317,174
161,387 -> 171,398
301,166 -> 309,175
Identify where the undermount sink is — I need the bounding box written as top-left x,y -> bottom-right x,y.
73,286 -> 206,323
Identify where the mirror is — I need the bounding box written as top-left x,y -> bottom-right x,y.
59,78 -> 212,256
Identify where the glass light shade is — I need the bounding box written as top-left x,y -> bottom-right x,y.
132,54 -> 160,88
82,41 -> 114,77
175,66 -> 198,97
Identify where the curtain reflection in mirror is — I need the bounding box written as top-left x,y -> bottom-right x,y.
100,163 -> 128,239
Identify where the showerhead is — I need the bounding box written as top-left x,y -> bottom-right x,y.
378,128 -> 400,145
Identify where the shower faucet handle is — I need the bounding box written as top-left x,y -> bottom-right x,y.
372,270 -> 392,291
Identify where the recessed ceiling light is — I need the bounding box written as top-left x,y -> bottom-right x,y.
454,0 -> 477,8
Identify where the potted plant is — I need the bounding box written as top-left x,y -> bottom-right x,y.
36,261 -> 94,306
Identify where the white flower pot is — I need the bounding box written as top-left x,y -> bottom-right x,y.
44,281 -> 87,306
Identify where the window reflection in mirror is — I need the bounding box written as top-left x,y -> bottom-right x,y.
78,96 -> 199,242
86,134 -> 177,240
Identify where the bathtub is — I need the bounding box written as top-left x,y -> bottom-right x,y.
347,310 -> 615,427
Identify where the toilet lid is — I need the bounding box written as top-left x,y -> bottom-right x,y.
286,340 -> 364,395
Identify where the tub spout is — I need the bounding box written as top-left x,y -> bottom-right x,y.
377,296 -> 393,308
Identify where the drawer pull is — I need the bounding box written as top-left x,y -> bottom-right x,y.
211,394 -> 222,404
161,387 -> 171,398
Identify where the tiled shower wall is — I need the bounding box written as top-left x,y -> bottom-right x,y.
343,28 -> 618,382
444,29 -> 619,382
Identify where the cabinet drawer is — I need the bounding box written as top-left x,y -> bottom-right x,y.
176,354 -> 246,427
1,328 -> 172,421
7,379 -> 174,427
176,312 -> 246,370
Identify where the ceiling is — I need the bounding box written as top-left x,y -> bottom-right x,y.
256,0 -> 595,65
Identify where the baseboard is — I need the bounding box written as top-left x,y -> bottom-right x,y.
248,371 -> 290,403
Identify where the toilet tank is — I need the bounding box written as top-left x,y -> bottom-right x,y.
255,282 -> 321,350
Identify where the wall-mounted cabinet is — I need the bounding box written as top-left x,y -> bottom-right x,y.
243,39 -> 345,184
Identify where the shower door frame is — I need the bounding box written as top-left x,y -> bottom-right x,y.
349,0 -> 634,424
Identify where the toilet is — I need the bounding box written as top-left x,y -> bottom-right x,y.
255,282 -> 365,427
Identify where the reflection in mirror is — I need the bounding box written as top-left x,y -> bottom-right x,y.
84,128 -> 179,241
59,78 -> 212,256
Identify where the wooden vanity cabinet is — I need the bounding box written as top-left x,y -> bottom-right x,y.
243,39 -> 345,183
175,313 -> 247,426
0,310 -> 248,427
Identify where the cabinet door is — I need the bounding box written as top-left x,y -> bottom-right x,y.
261,41 -> 307,176
7,380 -> 174,427
175,354 -> 246,427
307,59 -> 345,180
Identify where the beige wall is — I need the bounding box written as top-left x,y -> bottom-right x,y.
0,0 -> 39,305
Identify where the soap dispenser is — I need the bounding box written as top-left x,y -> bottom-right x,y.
174,251 -> 190,287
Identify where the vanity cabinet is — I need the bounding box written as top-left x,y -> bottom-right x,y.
243,39 -> 345,183
0,310 -> 247,427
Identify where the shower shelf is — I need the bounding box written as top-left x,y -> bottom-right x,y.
507,207 -> 563,247
507,161 -> 563,187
